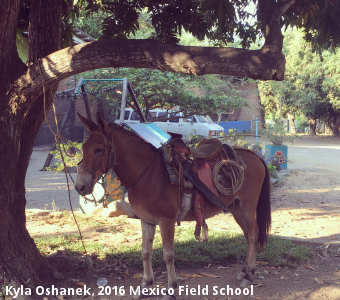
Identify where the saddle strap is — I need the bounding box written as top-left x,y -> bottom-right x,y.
175,146 -> 189,154
196,158 -> 219,197
194,190 -> 205,227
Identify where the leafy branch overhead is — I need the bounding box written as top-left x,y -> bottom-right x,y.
8,1 -> 339,104
74,0 -> 340,53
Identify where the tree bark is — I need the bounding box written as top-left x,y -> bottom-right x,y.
287,113 -> 296,134
332,113 -> 340,137
309,119 -> 316,135
0,0 -> 63,295
259,0 -> 284,54
13,40 -> 285,106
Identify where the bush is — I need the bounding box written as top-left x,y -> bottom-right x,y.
46,142 -> 83,172
267,162 -> 277,178
222,128 -> 252,149
295,115 -> 309,133
261,120 -> 297,145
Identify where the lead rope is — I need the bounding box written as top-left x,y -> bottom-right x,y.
38,60 -> 101,272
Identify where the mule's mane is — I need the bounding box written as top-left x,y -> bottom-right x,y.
108,123 -> 158,153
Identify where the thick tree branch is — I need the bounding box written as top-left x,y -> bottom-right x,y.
280,0 -> 296,15
259,0 -> 284,53
13,39 -> 285,109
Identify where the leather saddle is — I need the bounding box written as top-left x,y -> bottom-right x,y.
166,132 -> 222,160
162,134 -> 245,242
190,139 -> 222,160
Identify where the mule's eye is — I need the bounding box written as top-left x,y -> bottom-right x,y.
94,148 -> 104,154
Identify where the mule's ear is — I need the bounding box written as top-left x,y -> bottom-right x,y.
96,112 -> 110,135
77,112 -> 97,132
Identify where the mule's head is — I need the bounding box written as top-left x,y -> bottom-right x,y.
74,113 -> 114,196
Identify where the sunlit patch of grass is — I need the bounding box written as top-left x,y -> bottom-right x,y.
257,236 -> 314,266
34,227 -> 314,268
104,227 -> 314,268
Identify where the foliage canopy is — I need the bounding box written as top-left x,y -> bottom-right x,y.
17,0 -> 340,52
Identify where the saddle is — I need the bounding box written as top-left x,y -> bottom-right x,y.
190,139 -> 222,160
161,135 -> 246,242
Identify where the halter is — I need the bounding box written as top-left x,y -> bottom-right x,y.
78,127 -> 159,196
77,130 -> 116,181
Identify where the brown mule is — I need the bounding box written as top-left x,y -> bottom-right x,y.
75,113 -> 271,299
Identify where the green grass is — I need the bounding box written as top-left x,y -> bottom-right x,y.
35,226 -> 314,268
106,228 -> 314,268
35,235 -> 109,257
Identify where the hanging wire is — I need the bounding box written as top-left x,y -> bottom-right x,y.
53,83 -> 123,99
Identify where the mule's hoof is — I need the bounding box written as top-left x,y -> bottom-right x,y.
161,295 -> 176,300
237,271 -> 246,281
240,278 -> 253,288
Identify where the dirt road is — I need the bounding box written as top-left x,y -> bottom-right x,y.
26,144 -> 80,211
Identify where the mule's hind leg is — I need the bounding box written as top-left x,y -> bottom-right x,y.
228,204 -> 249,281
229,202 -> 258,288
159,218 -> 177,299
133,220 -> 156,300
240,214 -> 259,288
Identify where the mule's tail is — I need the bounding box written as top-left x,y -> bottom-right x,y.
256,157 -> 271,249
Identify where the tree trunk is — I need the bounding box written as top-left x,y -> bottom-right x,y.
0,0 -> 63,295
333,113 -> 340,137
309,119 -> 317,135
0,122 -> 53,297
287,113 -> 296,134
326,118 -> 334,133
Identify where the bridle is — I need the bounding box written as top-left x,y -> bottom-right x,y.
77,130 -> 116,182
77,127 -> 159,197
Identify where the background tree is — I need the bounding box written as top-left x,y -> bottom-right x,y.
258,29 -> 340,136
322,51 -> 340,136
1,0 -> 340,296
81,67 -> 248,120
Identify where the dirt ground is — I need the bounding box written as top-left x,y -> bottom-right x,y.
25,135 -> 340,300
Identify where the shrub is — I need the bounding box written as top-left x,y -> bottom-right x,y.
46,142 -> 83,172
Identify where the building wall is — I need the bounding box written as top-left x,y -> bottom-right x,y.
44,77 -> 112,126
45,77 -> 77,126
36,77 -> 118,146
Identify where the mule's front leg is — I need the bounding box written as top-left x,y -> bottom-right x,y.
159,218 -> 177,300
133,220 -> 156,300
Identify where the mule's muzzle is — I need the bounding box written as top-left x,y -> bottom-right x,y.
75,184 -> 86,195
74,178 -> 93,196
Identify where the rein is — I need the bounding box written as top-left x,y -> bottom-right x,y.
125,149 -> 160,193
